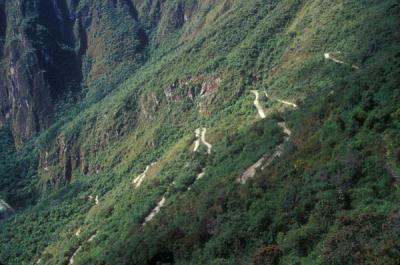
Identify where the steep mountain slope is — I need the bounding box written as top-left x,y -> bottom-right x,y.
0,0 -> 399,264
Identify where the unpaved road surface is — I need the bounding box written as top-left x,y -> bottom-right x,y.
0,199 -> 13,213
278,122 -> 291,139
238,156 -> 267,184
143,197 -> 166,225
68,246 -> 82,265
194,128 -> 212,154
250,90 -> 266,118
193,129 -> 201,152
264,92 -> 298,108
238,122 -> 292,184
259,122 -> 292,169
68,231 -> 98,265
201,128 -> 213,154
88,195 -> 99,205
133,162 -> 157,188
196,171 -> 205,180
188,169 -> 206,191
324,52 -> 359,69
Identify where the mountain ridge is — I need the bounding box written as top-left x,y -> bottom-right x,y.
0,0 -> 399,264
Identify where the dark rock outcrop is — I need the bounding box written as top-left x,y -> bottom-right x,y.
0,0 -> 81,147
0,0 -> 149,148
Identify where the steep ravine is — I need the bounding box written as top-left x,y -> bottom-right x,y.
0,0 -> 150,146
0,0 -> 212,147
0,0 -> 398,264
0,0 -> 84,147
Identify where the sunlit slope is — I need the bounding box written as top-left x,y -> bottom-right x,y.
0,0 -> 399,264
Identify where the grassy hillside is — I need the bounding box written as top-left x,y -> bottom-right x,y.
0,0 -> 399,264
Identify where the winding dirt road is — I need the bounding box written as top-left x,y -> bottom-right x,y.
238,121 -> 292,184
239,91 -> 296,184
142,197 -> 166,225
193,129 -> 201,152
0,199 -> 14,214
68,231 -> 98,265
278,122 -> 291,139
264,92 -> 298,108
187,169 -> 206,191
133,162 -> 157,188
260,122 -> 291,169
193,128 -> 212,154
324,52 -> 359,69
201,128 -> 213,155
88,195 -> 100,205
250,90 -> 266,119
196,171 -> 206,180
68,246 -> 82,265
238,156 -> 267,184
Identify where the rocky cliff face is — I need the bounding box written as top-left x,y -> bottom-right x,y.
0,0 -> 154,147
0,0 -> 227,189
1,1 -> 399,264
0,0 -> 82,147
0,0 -> 208,148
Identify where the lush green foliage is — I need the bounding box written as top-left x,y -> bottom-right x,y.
0,128 -> 38,208
0,0 -> 399,264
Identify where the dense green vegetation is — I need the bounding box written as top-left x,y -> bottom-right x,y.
0,0 -> 399,264
0,128 -> 38,208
